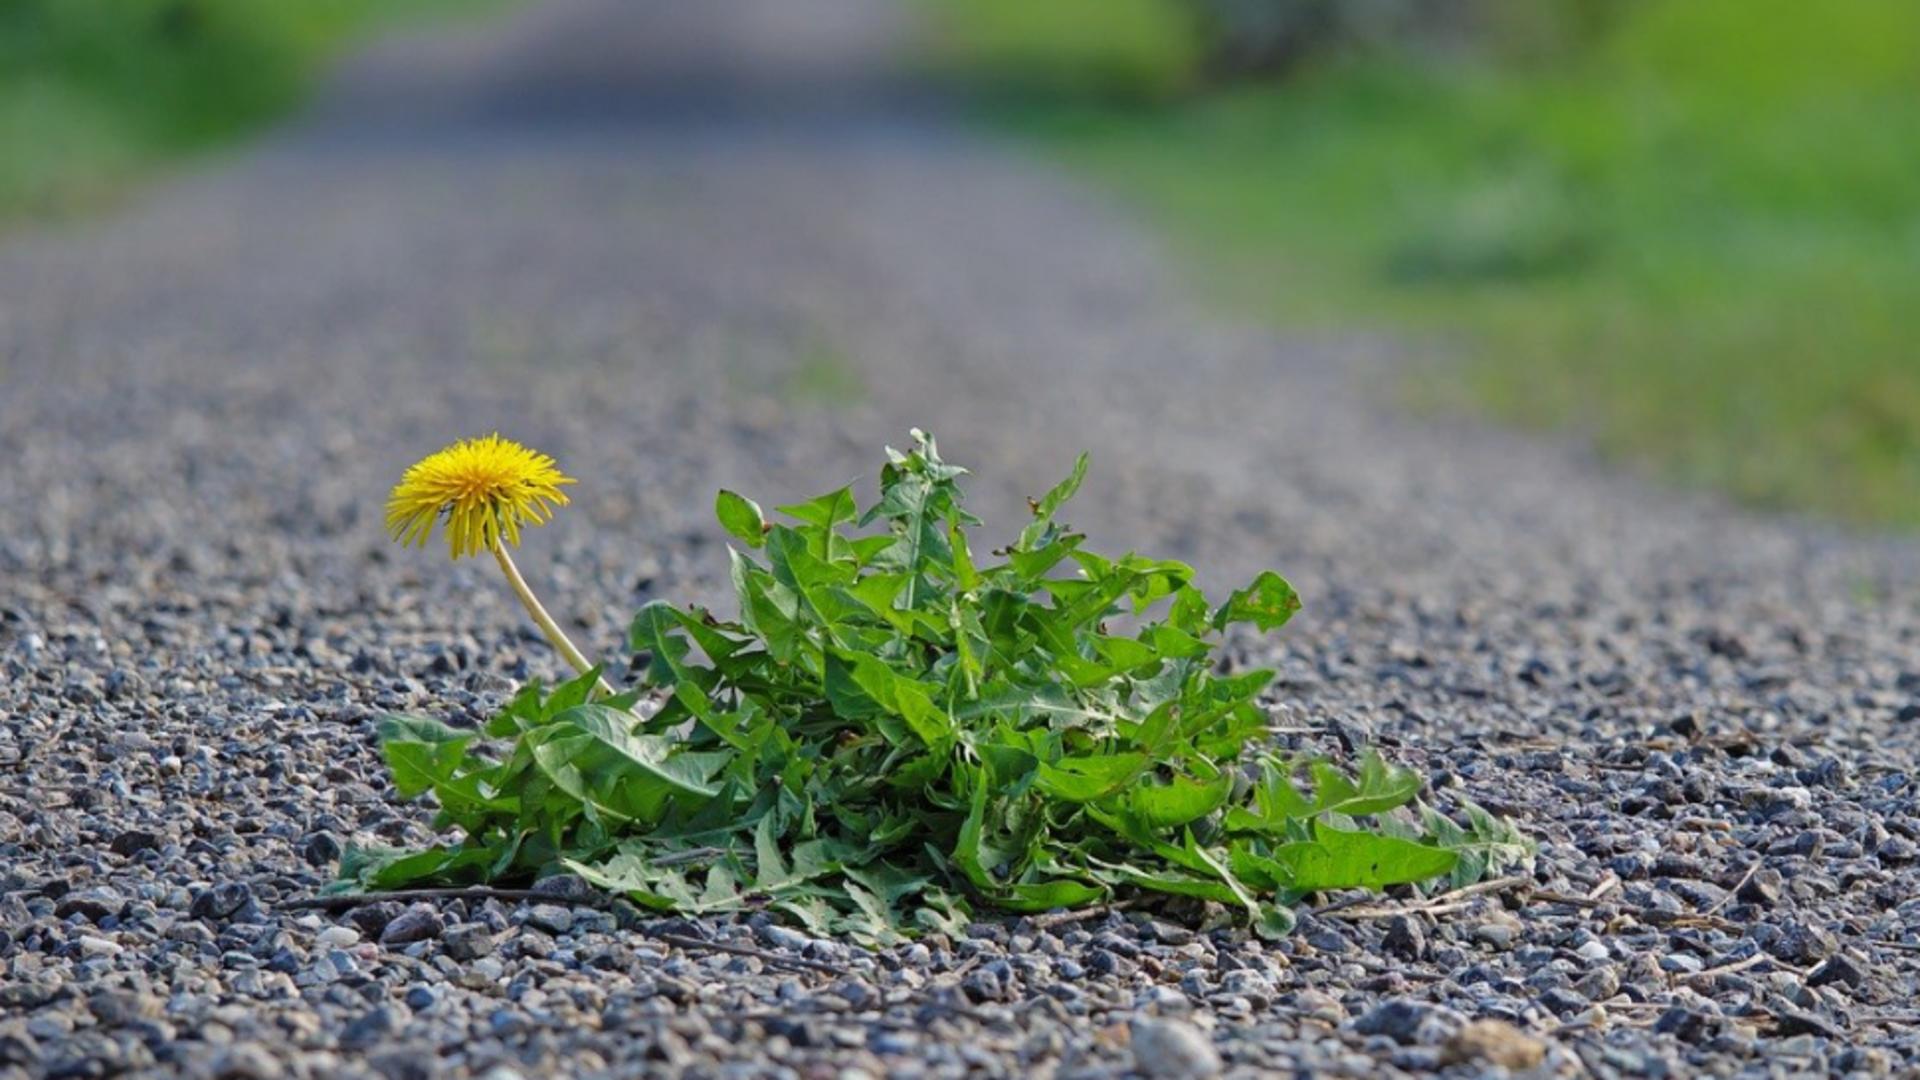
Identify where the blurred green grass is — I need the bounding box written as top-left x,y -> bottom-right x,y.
0,0 -> 488,222
927,0 -> 1920,526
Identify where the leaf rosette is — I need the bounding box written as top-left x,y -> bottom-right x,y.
352,431 -> 1531,940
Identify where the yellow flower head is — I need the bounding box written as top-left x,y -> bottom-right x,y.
386,434 -> 575,559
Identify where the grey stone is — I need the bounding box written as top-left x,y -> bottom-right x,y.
1129,1018 -> 1221,1079
378,907 -> 444,947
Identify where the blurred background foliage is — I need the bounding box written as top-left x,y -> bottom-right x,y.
2,0 -> 1915,527
0,0 -> 474,219
926,0 -> 1920,525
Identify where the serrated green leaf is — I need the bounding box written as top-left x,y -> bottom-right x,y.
1271,821 -> 1459,892
832,650 -> 950,743
558,704 -> 725,800
1129,771 -> 1233,829
778,485 -> 857,530
1033,753 -> 1149,802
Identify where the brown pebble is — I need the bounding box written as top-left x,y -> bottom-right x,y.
1441,1019 -> 1548,1070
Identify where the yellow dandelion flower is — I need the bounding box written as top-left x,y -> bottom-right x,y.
386,434 -> 576,560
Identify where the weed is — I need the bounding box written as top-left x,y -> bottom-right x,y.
356,433 -> 1529,938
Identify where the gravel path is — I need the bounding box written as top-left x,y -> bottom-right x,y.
5,1 -> 1920,1077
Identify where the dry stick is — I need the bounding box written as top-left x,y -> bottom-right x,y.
730,990 -> 1049,1033
1525,888 -> 1605,909
10,718 -> 76,769
1334,872 -> 1746,934
284,888 -> 571,912
928,953 -> 985,990
1420,874 -> 1534,905
651,847 -> 727,868
1704,864 -> 1756,917
1613,909 -> 1738,932
280,887 -> 848,977
1330,874 -> 1533,921
1586,874 -> 1621,902
1343,898 -> 1484,921
728,1003 -> 1000,1032
1681,951 -> 1768,985
1525,878 -> 1744,931
648,931 -> 849,978
1027,899 -> 1140,931
1310,893 -> 1370,916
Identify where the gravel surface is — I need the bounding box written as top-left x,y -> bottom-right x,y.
5,1 -> 1920,1077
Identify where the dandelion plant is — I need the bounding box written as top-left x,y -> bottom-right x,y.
355,431 -> 1531,939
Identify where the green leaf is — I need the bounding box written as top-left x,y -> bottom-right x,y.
376,715 -> 474,799
1017,452 -> 1088,551
1271,821 -> 1459,892
727,549 -> 803,661
558,704 -> 725,800
1005,533 -> 1083,583
1033,753 -> 1149,802
340,843 -> 498,890
1168,586 -> 1212,635
716,490 -> 768,548
949,514 -> 980,592
954,777 -> 1000,890
1333,749 -> 1424,816
778,485 -> 857,530
832,651 -> 951,744
629,604 -> 709,692
1129,771 -> 1232,829
1000,879 -> 1106,912
1214,570 -> 1302,632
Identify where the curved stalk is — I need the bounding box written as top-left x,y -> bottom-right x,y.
492,543 -> 616,698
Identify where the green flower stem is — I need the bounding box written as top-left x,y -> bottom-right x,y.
492,543 -> 616,698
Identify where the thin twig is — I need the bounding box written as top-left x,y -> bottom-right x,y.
1526,888 -> 1604,909
1428,874 -> 1533,905
1635,910 -> 1739,931
728,994 -> 1034,1032
650,847 -> 727,868
1330,875 -> 1532,921
283,888 -> 587,912
647,931 -> 848,977
1586,874 -> 1620,903
9,719 -> 75,770
928,953 -> 985,990
280,887 -> 846,976
1681,951 -> 1767,985
1028,899 -> 1139,931
1704,864 -> 1755,917
1309,893 -> 1371,916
